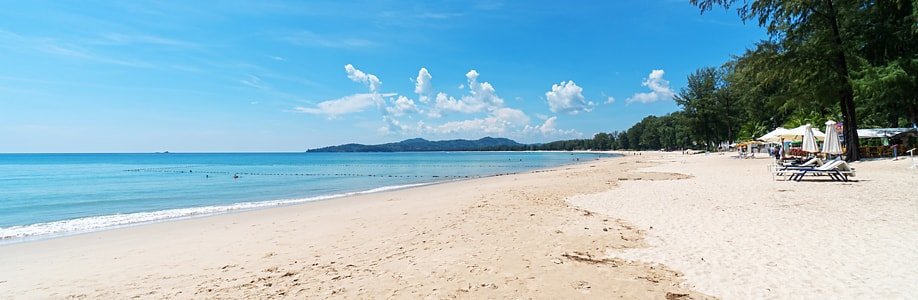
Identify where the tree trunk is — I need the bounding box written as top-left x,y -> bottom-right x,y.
887,113 -> 899,128
909,103 -> 917,126
826,0 -> 861,161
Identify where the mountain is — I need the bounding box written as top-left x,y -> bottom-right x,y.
307,137 -> 526,152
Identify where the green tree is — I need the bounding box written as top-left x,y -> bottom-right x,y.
692,0 -> 865,160
592,132 -> 611,150
675,67 -> 722,150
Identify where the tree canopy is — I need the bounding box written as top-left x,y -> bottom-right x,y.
518,1 -> 916,155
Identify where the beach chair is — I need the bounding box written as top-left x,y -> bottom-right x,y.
783,156 -> 823,167
770,157 -> 826,181
786,160 -> 856,182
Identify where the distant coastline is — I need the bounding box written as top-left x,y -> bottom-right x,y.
306,137 -> 526,152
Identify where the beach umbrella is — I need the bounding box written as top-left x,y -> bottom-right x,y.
776,124 -> 826,142
801,123 -> 820,153
758,127 -> 789,143
822,120 -> 843,155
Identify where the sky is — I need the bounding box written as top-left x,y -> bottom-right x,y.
0,0 -> 766,152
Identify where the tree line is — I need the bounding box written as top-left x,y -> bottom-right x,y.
538,1 -> 917,160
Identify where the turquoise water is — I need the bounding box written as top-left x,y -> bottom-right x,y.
0,152 -> 608,241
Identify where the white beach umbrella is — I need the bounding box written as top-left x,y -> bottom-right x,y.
801,123 -> 820,153
778,124 -> 826,142
758,127 -> 789,143
822,120 -> 843,155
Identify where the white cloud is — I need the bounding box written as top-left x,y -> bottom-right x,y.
545,80 -> 594,114
415,67 -> 432,103
465,70 -> 504,107
434,92 -> 488,114
294,93 -> 384,118
432,69 -> 505,115
627,69 -> 675,104
605,96 -> 615,104
524,116 -> 582,137
344,64 -> 381,93
290,66 -> 582,140
432,117 -> 509,135
383,106 -> 532,138
385,95 -> 418,116
380,116 -> 415,135
492,107 -> 530,125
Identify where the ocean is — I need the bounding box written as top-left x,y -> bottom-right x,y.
0,152 -> 608,242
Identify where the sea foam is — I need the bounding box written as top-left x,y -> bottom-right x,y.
0,182 -> 434,242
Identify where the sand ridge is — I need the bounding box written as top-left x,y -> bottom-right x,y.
0,155 -> 710,299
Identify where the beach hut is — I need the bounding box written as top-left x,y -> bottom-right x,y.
856,128 -> 917,158
856,128 -> 914,138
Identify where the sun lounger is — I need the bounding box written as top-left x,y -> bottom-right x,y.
782,157 -> 823,167
770,157 -> 828,180
785,160 -> 856,182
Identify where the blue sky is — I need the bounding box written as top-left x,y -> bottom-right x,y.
0,1 -> 765,152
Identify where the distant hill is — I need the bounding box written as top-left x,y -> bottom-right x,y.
307,137 -> 526,152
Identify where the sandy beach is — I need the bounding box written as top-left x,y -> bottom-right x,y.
570,152 -> 918,299
2,152 -> 916,299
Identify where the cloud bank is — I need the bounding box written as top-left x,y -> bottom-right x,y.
296,65 -> 587,140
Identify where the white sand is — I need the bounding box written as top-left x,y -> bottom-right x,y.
4,151 -> 914,299
571,152 -> 918,299
0,155 -> 707,299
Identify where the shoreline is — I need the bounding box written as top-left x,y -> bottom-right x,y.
2,151 -> 911,298
1,153 -> 614,244
0,152 -> 705,299
0,181 -> 442,245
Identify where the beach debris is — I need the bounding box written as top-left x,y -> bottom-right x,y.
665,292 -> 692,300
571,280 -> 591,292
577,209 -> 593,216
561,251 -> 621,266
